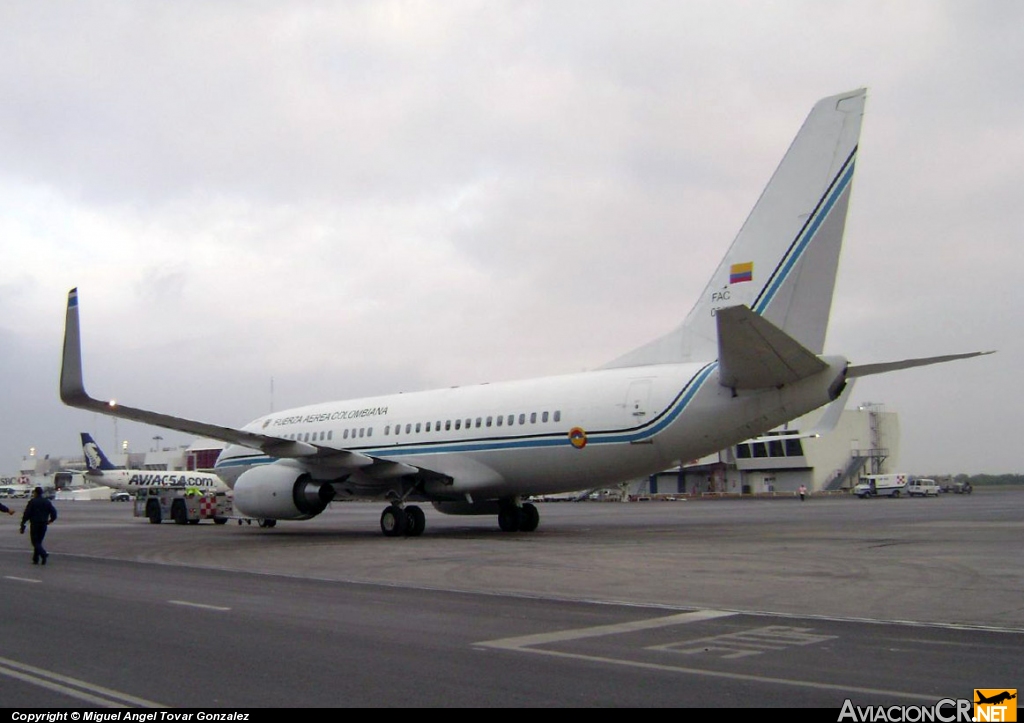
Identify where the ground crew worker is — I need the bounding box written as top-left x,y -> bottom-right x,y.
20,487 -> 57,565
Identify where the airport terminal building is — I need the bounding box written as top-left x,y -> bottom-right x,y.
646,403 -> 900,496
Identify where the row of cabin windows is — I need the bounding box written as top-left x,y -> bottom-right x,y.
281,428 -> 372,443
734,438 -> 805,459
274,409 -> 564,444
386,410 -> 562,437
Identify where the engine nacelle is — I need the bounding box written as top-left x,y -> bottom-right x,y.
233,464 -> 336,520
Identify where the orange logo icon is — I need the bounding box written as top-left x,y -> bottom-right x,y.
975,690 -> 1017,722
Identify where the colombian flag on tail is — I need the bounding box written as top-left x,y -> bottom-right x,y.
730,262 -> 753,284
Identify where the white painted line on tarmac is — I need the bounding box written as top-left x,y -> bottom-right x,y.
0,655 -> 165,708
4,576 -> 42,583
168,599 -> 231,611
477,609 -> 736,650
475,608 -> 939,702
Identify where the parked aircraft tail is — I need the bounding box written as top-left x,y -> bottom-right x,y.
605,88 -> 866,369
81,432 -> 118,473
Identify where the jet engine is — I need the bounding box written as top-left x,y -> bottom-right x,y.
233,464 -> 336,520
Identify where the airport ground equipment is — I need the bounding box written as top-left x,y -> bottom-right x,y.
853,474 -> 908,498
134,486 -> 232,525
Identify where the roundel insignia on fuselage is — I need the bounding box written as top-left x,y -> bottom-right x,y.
568,427 -> 587,449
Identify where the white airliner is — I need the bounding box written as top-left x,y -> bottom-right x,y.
80,433 -> 229,493
60,89 -> 989,536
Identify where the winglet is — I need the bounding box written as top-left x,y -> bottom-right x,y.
60,288 -> 91,406
716,305 -> 827,389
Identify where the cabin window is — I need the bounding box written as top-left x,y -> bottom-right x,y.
384,425 -> 390,435
542,412 -> 549,423
393,426 -> 399,436
508,415 -> 514,426
496,415 -> 503,427
486,416 -> 492,427
475,417 -> 482,428
367,427 -> 373,437
328,431 -> 333,440
415,423 -> 421,433
359,428 -> 365,438
465,418 -> 471,428
445,420 -> 451,431
554,411 -> 561,422
530,412 -> 537,424
519,414 -> 526,425
425,421 -> 431,432
455,419 -> 461,430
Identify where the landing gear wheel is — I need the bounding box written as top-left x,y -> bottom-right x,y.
519,503 -> 540,532
498,505 -> 521,532
380,505 -> 408,537
258,519 -> 277,528
405,505 -> 426,537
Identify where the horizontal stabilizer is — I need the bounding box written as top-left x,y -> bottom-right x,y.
847,351 -> 994,378
717,305 -> 827,389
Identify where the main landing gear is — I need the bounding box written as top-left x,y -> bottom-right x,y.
380,504 -> 426,538
497,501 -> 539,533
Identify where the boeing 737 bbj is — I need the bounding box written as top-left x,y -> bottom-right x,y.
80,433 -> 229,493
60,89 -> 989,536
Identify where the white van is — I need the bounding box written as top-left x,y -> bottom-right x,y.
906,479 -> 941,497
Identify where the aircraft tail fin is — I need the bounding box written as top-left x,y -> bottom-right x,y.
605,89 -> 866,369
716,305 -> 826,389
81,432 -> 118,472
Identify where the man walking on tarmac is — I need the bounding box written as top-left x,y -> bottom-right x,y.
21,487 -> 57,565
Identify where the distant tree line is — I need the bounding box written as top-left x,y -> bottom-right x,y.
951,473 -> 1024,486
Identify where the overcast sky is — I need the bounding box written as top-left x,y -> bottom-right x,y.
1,1 -> 1019,476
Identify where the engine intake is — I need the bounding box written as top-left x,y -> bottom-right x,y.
234,464 -> 336,520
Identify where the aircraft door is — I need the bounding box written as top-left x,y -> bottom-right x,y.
625,379 -> 652,429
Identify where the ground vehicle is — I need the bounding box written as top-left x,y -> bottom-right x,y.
906,479 -> 940,497
134,486 -> 231,525
110,491 -> 131,502
954,481 -> 974,494
853,474 -> 908,498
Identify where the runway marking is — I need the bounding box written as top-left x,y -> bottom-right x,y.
168,599 -> 231,611
478,609 -> 735,650
475,609 -> 938,702
648,624 -> 837,659
0,655 -> 164,708
4,576 -> 41,583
